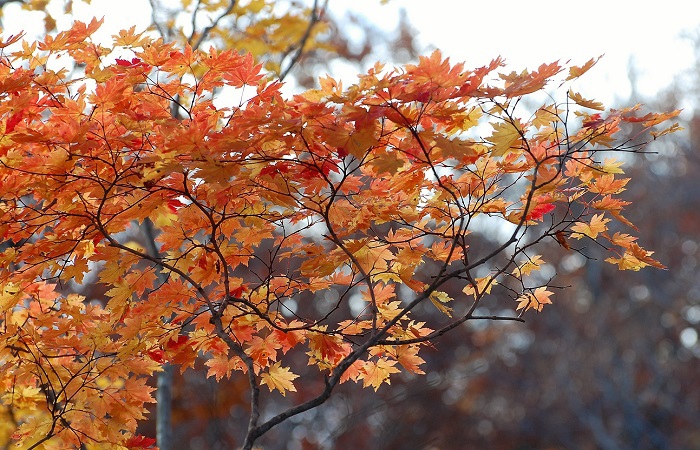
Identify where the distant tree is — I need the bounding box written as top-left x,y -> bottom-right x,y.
0,9 -> 679,450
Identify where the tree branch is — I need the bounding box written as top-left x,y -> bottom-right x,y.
278,0 -> 325,81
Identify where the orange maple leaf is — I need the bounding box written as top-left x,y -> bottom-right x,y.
395,345 -> 426,374
571,214 -> 610,239
589,174 -> 630,195
307,331 -> 350,367
516,287 -> 553,313
359,358 -> 401,391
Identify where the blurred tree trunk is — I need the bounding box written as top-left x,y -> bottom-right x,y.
144,218 -> 172,450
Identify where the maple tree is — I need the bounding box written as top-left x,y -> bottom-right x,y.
345,116 -> 700,450
0,8 -> 682,450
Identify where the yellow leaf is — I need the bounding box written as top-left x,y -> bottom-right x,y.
44,13 -> 57,32
512,255 -> 544,276
260,362 -> 299,396
446,107 -> 482,134
0,282 -> 21,313
350,241 -> 393,275
589,174 -> 629,195
571,214 -> 610,239
487,121 -> 522,157
597,157 -> 625,174
610,232 -> 637,248
429,290 -> 453,317
463,276 -> 497,298
568,90 -> 604,111
104,280 -> 133,320
605,243 -> 664,271
651,122 -> 683,139
532,104 -> 563,129
2,385 -> 44,410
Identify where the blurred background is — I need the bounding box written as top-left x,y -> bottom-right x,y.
3,1 -> 699,448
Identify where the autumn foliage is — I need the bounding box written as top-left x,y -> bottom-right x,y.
0,16 -> 680,450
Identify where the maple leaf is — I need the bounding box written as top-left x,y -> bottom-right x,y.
115,57 -> 147,68
566,56 -> 602,81
487,120 -> 523,157
431,134 -> 481,163
125,435 -> 157,449
260,362 -> 299,396
463,276 -> 498,298
446,107 -> 482,134
427,240 -> 463,262
0,32 -> 24,49
147,349 -> 165,363
569,90 -> 605,111
532,104 -> 564,129
272,324 -> 307,354
581,113 -> 605,129
516,287 -> 553,313
247,335 -> 281,368
555,230 -> 571,250
571,214 -> 610,239
105,280 -> 134,321
501,62 -> 562,97
605,243 -> 665,271
512,255 -> 545,277
638,109 -> 682,127
112,26 -> 150,47
359,358 -> 401,391
651,122 -> 683,139
205,353 -> 246,381
0,282 -> 22,313
429,291 -> 453,317
5,112 -> 23,133
370,149 -> 406,175
165,335 -> 190,352
395,345 -> 426,374
307,330 -> 350,368
589,174 -> 629,195
349,240 -> 393,275
526,203 -> 556,222
609,232 -> 638,248
597,158 -> 625,174
339,360 -> 365,384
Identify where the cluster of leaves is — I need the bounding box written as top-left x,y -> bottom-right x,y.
3,0 -> 335,80
148,0 -> 332,77
0,18 -> 679,449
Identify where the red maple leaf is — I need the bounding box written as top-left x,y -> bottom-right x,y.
125,435 -> 157,449
526,203 -> 556,221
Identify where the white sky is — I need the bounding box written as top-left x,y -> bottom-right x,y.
393,0 -> 699,107
3,0 -> 699,107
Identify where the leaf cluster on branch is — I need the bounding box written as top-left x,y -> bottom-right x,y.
0,17 -> 680,449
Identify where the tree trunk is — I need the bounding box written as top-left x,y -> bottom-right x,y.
156,364 -> 174,450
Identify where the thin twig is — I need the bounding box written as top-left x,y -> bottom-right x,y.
190,0 -> 238,51
278,0 -> 325,81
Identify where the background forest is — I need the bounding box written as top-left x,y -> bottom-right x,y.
0,1 -> 698,449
